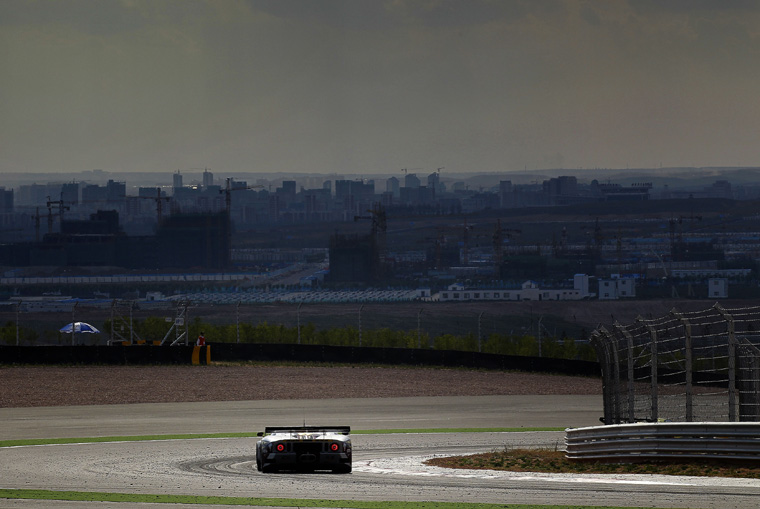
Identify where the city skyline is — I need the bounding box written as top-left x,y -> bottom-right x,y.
3,1 -> 760,175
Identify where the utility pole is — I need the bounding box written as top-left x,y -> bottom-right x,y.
417,308 -> 423,348
358,304 -> 364,347
478,312 -> 484,353
538,315 -> 543,357
297,301 -> 303,345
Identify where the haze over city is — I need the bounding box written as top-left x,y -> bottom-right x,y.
3,0 -> 760,176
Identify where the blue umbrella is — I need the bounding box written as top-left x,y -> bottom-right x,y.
59,322 -> 100,334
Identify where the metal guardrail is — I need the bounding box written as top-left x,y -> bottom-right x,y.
565,422 -> 760,462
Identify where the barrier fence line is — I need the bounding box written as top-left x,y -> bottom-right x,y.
566,422 -> 760,462
1,300 -> 596,361
591,302 -> 760,424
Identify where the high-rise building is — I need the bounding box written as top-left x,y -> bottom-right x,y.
0,188 -> 13,212
173,171 -> 183,190
82,184 -> 107,203
404,173 -> 421,188
386,176 -> 400,199
61,182 -> 79,205
202,168 -> 214,189
106,180 -> 125,202
335,180 -> 350,199
427,172 -> 441,197
499,180 -> 513,207
281,180 -> 296,196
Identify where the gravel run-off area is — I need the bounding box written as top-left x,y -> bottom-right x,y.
0,365 -> 602,408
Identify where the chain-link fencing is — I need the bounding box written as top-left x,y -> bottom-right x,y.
0,300 -> 594,361
591,303 -> 760,424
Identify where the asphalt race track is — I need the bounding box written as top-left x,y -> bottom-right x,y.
1,395 -> 760,509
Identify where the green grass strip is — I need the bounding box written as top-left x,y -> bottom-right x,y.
0,489 -> 663,508
358,427 -> 565,434
0,428 -> 565,448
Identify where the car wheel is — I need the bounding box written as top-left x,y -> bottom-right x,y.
255,444 -> 262,471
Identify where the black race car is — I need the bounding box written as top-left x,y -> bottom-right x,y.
255,426 -> 352,473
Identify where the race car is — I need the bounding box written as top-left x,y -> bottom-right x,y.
255,426 -> 352,473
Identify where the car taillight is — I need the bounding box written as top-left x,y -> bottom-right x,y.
330,443 -> 340,452
276,443 -> 286,452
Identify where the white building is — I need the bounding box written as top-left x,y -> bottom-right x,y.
708,278 -> 728,299
598,278 -> 636,300
435,275 -> 593,302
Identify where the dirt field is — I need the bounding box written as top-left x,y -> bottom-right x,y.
0,364 -> 602,408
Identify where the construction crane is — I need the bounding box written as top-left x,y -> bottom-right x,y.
219,178 -> 265,250
134,188 -> 172,224
427,219 -> 476,267
220,178 -> 264,216
461,217 -> 474,266
354,202 -> 386,228
492,219 -> 521,275
32,207 -> 41,242
354,202 -> 388,279
45,195 -> 70,235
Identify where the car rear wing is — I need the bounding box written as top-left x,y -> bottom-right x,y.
258,426 -> 351,436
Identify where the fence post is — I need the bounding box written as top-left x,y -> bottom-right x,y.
671,309 -> 694,422
639,317 -> 658,422
715,304 -> 737,422
600,327 -> 622,423
614,322 -> 636,423
591,330 -> 614,425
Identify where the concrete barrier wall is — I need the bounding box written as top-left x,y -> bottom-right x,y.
0,345 -> 210,365
0,343 -> 599,377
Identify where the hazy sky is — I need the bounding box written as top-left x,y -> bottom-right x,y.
2,0 -> 760,175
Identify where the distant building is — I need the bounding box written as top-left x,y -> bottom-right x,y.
598,182 -> 652,201
61,182 -> 79,206
404,173 -> 421,189
106,180 -> 125,202
0,210 -> 230,270
281,180 -> 296,195
82,184 -> 107,203
327,233 -> 379,284
435,274 -> 593,302
543,176 -> 577,204
202,169 -> 214,189
499,180 -> 513,208
386,176 -> 400,199
427,172 -> 442,197
173,171 -> 183,190
708,278 -> 728,299
707,180 -> 732,199
0,188 -> 13,213
598,278 -> 636,300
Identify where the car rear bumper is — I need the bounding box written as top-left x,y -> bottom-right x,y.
265,452 -> 350,469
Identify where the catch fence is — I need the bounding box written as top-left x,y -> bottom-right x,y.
591,303 -> 760,425
1,300 -> 591,360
